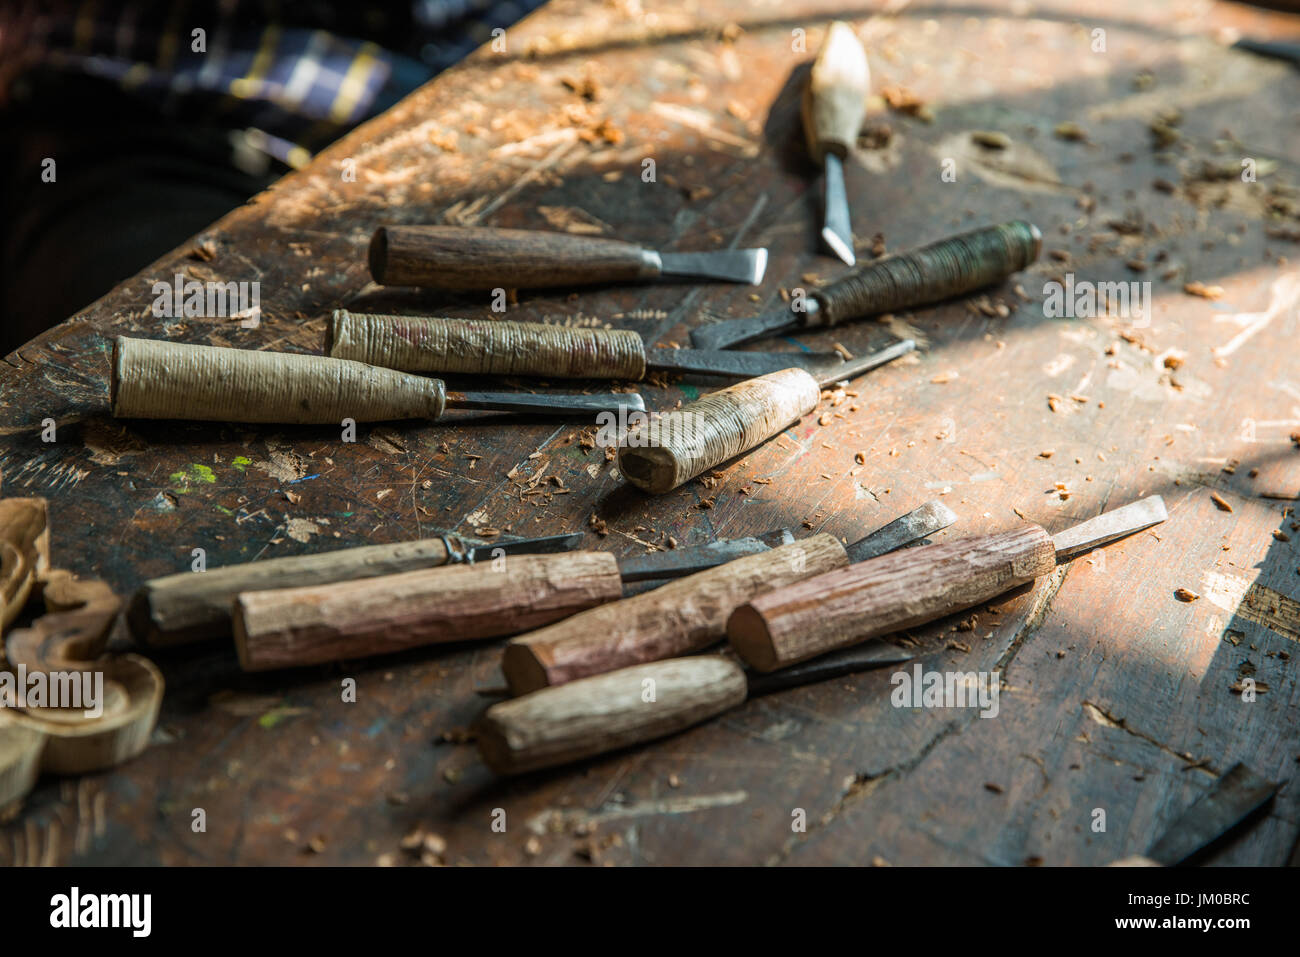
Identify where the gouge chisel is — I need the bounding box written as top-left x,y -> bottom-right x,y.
501,499 -> 956,694
728,495 -> 1168,672
803,21 -> 871,265
128,532 -> 583,647
477,643 -> 913,775
689,220 -> 1042,350
328,310 -> 910,383
369,225 -> 767,290
110,337 -> 644,423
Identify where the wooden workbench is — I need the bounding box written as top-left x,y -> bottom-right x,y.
2,0 -> 1297,866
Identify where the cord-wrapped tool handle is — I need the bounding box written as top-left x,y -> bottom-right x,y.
617,368 -> 821,494
728,525 -> 1056,671
370,226 -> 659,290
111,337 -> 447,424
328,311 -> 648,380
810,220 -> 1042,327
477,657 -> 748,775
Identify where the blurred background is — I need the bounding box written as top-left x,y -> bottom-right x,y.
0,0 -> 546,354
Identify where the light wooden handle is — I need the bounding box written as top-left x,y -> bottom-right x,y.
111,337 -> 446,424
477,657 -> 748,775
617,368 -> 821,494
501,533 -> 848,694
370,226 -> 659,290
233,551 -> 623,671
802,21 -> 870,161
328,310 -> 648,380
729,525 -> 1057,671
129,538 -> 466,647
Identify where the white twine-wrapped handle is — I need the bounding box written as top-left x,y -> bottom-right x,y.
111,337 -> 446,424
328,311 -> 647,380
617,368 -> 821,494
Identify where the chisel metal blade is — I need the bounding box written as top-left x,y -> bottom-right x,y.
616,529 -> 796,582
658,248 -> 768,285
645,348 -> 853,380
746,639 -> 911,697
1145,763 -> 1278,866
1051,494 -> 1167,564
689,299 -> 824,351
821,153 -> 856,266
446,391 -> 646,417
810,338 -> 914,388
462,532 -> 585,564
846,499 -> 958,563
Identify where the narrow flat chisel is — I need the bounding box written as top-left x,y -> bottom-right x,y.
729,495 -> 1168,671
1143,763 -> 1279,866
803,21 -> 871,265
369,225 -> 767,290
501,499 -> 956,693
477,642 -> 913,775
689,220 -> 1042,350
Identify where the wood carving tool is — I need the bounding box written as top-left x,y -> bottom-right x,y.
689,220 -> 1042,350
803,21 -> 871,265
478,642 -> 912,775
728,495 -> 1168,672
502,500 -> 956,694
1134,763 -> 1279,867
369,225 -> 767,290
329,310 -> 905,383
231,522 -> 901,672
129,532 -> 584,647
616,339 -> 914,494
109,337 -> 645,425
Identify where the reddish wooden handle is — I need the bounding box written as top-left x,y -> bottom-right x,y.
501,533 -> 849,694
233,551 -> 623,671
729,525 -> 1056,672
369,226 -> 658,290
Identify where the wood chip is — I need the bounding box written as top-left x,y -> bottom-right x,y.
1210,491 -> 1233,513
1174,587 -> 1200,602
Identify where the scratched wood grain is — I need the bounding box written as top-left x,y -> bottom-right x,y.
1,0 -> 1298,866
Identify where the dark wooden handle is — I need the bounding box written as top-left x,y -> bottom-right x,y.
232,551 -> 623,671
729,525 -> 1057,671
500,533 -> 849,694
369,226 -> 659,290
477,657 -> 748,775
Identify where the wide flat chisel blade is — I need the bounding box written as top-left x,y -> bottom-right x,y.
659,249 -> 768,285
1051,494 -> 1167,564
447,391 -> 646,417
462,532 -> 585,563
845,499 -> 958,563
644,348 -> 854,380
1145,763 -> 1279,866
688,299 -> 824,351
746,639 -> 911,697
616,529 -> 797,582
821,153 -> 856,266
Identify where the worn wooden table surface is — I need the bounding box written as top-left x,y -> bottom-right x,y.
2,0 -> 1299,866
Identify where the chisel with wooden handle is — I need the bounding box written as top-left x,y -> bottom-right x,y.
232,527 -> 810,670
369,225 -> 767,290
689,220 -> 1042,350
478,642 -> 912,775
109,337 -> 644,424
803,21 -> 871,265
128,532 -> 583,647
328,310 -> 902,382
728,495 -> 1167,672
501,500 -> 956,694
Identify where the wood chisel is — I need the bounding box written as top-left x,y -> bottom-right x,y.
110,337 -> 645,424
689,220 -> 1042,350
231,524 -> 893,671
1129,763 -> 1280,866
128,532 -> 584,647
501,500 -> 956,694
477,643 -> 912,775
802,21 -> 871,265
728,495 -> 1168,672
368,225 -> 768,290
329,310 -> 906,383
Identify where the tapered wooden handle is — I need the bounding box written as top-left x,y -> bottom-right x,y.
729,525 -> 1057,671
501,533 -> 848,694
233,551 -> 623,671
370,226 -> 660,290
802,21 -> 870,161
129,537 -> 466,647
477,657 -> 748,775
617,368 -> 821,494
328,311 -> 648,379
111,337 -> 446,424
